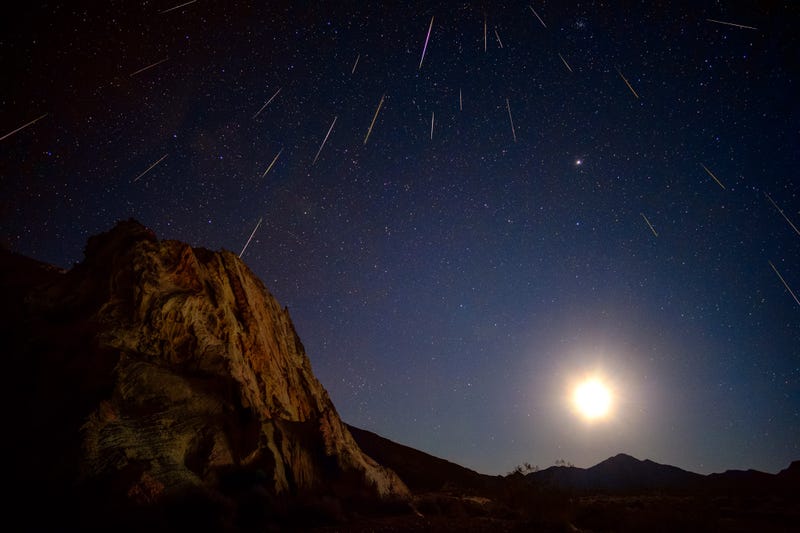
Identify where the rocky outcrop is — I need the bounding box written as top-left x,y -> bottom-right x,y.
2,219 -> 407,530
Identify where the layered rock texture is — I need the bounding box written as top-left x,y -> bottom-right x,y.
2,219 -> 407,530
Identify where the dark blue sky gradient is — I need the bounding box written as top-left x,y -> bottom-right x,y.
2,1 -> 798,475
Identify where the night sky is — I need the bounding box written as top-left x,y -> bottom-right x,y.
2,1 -> 798,476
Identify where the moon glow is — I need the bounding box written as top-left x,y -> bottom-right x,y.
572,378 -> 612,420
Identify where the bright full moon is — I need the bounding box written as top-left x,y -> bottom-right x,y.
572,378 -> 612,420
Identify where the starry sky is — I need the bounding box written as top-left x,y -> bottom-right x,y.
2,1 -> 798,476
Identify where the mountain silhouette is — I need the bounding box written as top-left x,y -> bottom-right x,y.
528,453 -> 703,491
347,424 -> 500,493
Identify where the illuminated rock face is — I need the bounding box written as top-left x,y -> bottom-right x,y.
2,219 -> 407,527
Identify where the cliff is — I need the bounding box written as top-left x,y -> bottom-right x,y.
1,219 -> 407,531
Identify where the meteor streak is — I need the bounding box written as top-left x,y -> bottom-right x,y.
430,111 -> 435,140
640,213 -> 658,237
765,192 -> 800,236
363,94 -> 385,145
700,163 -> 726,190
129,57 -> 169,77
312,116 -> 337,165
506,98 -> 516,142
0,113 -> 48,141
769,261 -> 800,307
559,53 -> 573,72
351,53 -> 360,74
261,148 -> 283,178
529,5 -> 547,28
617,68 -> 639,98
484,15 -> 487,52
252,88 -> 281,119
706,19 -> 758,30
133,153 -> 168,182
419,16 -> 434,69
239,217 -> 263,259
494,29 -> 504,48
159,0 -> 197,14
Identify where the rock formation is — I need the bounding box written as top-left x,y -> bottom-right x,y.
2,219 -> 407,531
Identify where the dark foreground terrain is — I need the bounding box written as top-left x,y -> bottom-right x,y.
336,426 -> 800,532
309,490 -> 800,533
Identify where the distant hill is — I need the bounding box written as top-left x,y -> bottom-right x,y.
347,424 -> 501,494
347,427 -> 800,498
528,453 -> 703,492
526,453 -> 800,494
778,461 -> 800,483
348,424 -> 800,497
